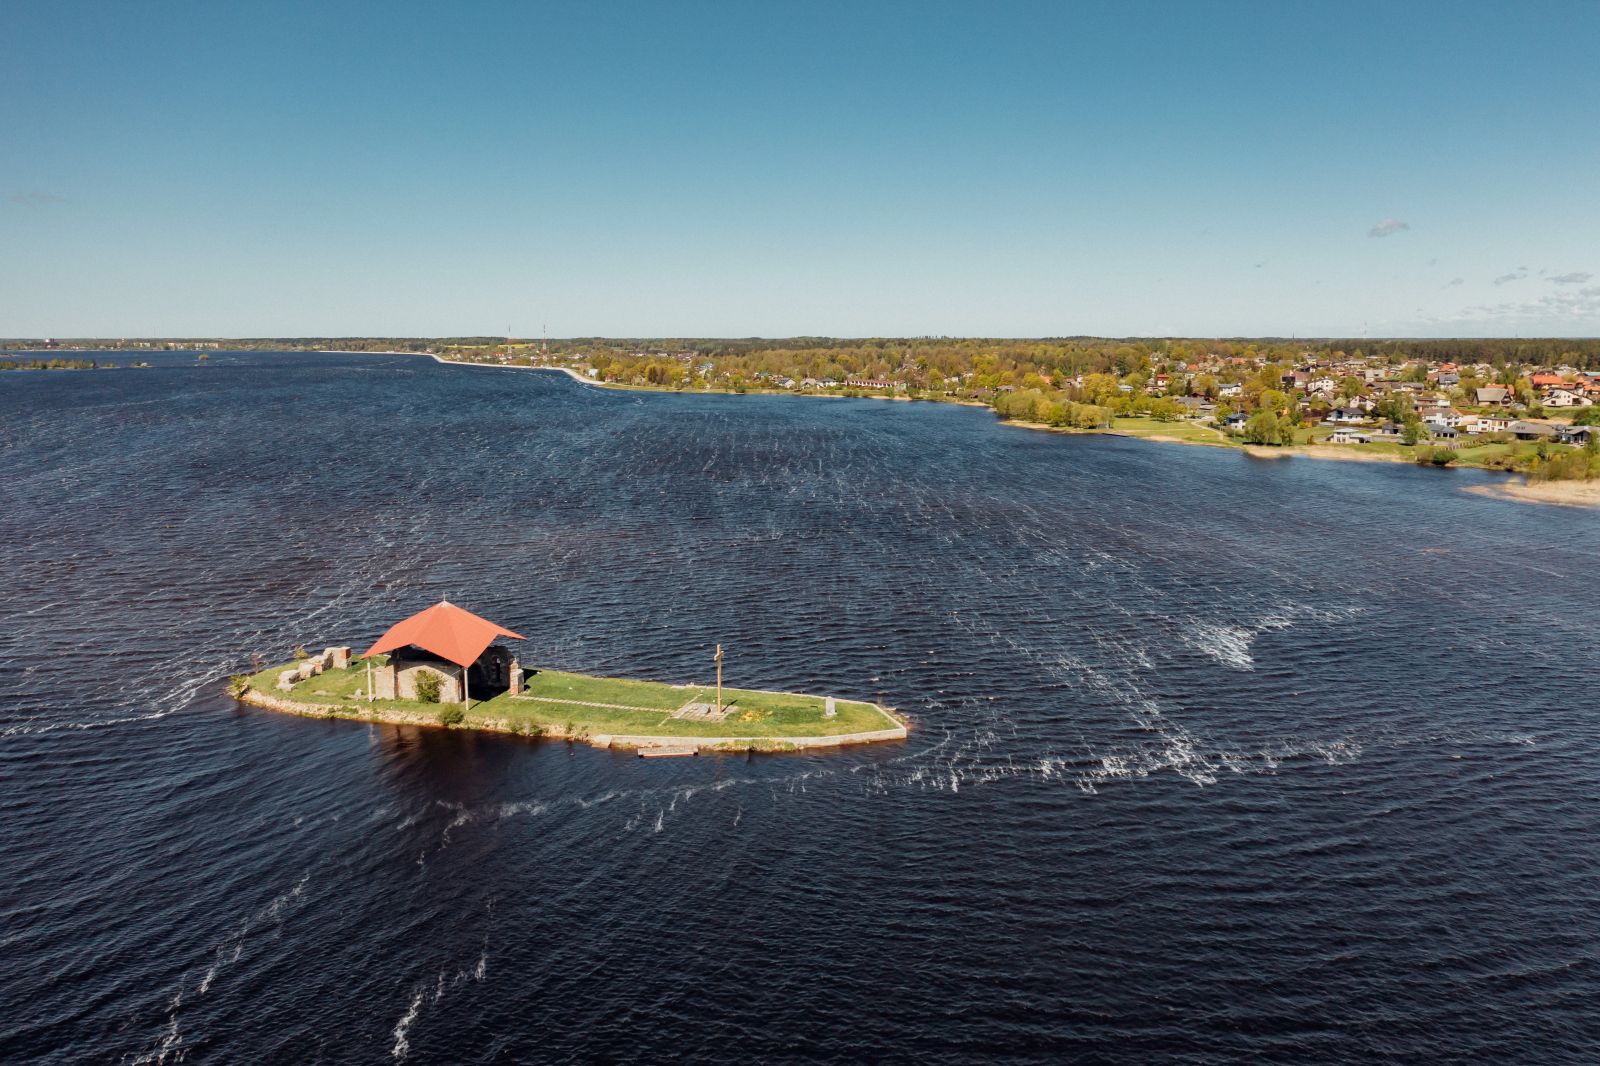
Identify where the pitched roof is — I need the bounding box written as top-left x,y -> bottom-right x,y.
363,601 -> 525,668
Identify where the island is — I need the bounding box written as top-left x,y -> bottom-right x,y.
234,601 -> 906,755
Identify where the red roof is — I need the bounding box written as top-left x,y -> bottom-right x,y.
363,601 -> 524,668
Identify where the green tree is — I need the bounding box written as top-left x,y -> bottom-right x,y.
1079,372 -> 1120,407
1076,404 -> 1110,429
1148,397 -> 1182,422
1242,410 -> 1282,445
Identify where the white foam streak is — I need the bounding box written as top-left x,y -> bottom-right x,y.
390,991 -> 423,1060
390,943 -> 490,1060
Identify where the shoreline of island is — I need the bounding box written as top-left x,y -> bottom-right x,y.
240,660 -> 909,754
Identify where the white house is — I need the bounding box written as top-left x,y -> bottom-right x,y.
1542,387 -> 1591,408
1465,414 -> 1511,434
1421,407 -> 1465,428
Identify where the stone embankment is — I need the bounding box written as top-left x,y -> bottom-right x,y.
592,724 -> 909,752
240,688 -> 447,730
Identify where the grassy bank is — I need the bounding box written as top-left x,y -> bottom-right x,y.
1007,412 -> 1587,475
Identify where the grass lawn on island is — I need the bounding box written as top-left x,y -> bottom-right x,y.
247,658 -> 448,715
247,662 -> 896,739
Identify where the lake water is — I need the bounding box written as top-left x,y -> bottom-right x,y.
3,351 -> 1598,1064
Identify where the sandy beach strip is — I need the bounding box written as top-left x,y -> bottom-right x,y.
1463,479 -> 1600,508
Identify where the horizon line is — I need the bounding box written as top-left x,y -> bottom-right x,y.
6,334 -> 1599,344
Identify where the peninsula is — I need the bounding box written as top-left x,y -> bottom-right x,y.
236,601 -> 906,754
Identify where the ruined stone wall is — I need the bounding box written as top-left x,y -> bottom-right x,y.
393,658 -> 462,703
374,662 -> 396,700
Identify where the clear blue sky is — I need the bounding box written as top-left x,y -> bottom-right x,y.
4,1 -> 1597,338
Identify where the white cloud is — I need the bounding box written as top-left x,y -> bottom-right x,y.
1368,218 -> 1409,238
1437,285 -> 1600,326
1549,271 -> 1593,285
1493,270 -> 1528,286
8,190 -> 66,206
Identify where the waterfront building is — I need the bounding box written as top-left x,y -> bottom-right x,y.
363,600 -> 524,704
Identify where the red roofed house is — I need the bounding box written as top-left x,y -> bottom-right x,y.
1530,372 -> 1566,388
363,600 -> 525,704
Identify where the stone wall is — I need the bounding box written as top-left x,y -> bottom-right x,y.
374,662 -> 396,700
392,657 -> 462,703
593,722 -> 909,752
282,646 -> 354,689
475,645 -> 515,689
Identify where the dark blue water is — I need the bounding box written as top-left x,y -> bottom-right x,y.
3,351 -> 1598,1064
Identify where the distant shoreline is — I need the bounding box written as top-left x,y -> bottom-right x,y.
414,352 -> 991,406
994,418 -> 1597,506
424,353 -> 596,385
362,351 -> 1600,510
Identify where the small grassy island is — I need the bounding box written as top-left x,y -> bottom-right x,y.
241,660 -> 905,753
236,601 -> 905,754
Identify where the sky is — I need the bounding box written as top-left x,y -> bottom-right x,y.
3,0 -> 1598,338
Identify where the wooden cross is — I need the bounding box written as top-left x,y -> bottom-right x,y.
714,644 -> 724,712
